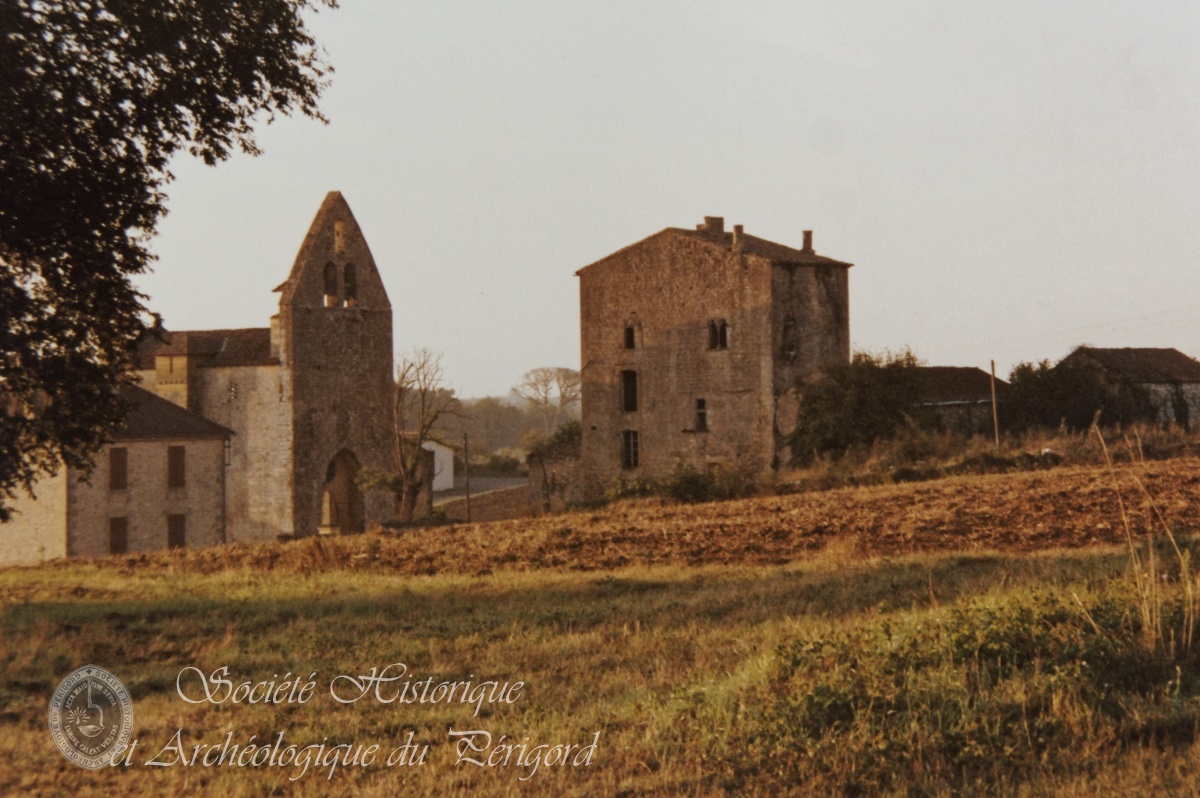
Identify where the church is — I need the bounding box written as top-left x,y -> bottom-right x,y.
1,193 -> 397,564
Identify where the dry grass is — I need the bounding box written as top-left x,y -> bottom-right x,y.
4,457 -> 1200,795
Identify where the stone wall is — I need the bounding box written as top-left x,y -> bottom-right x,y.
1144,383 -> 1200,429
0,470 -> 67,566
67,438 -> 227,557
139,363 -> 293,543
528,453 -> 583,512
578,225 -> 851,498
278,192 -> 396,536
579,231 -> 777,498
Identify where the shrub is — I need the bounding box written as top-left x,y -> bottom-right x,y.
1005,359 -> 1157,433
527,420 -> 582,462
659,464 -> 756,503
789,349 -> 923,466
747,583 -> 1200,795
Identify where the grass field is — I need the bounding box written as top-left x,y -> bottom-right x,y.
3,457 -> 1200,795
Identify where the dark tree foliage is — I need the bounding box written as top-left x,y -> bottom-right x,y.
0,0 -> 335,519
789,349 -> 923,465
1003,360 -> 1156,433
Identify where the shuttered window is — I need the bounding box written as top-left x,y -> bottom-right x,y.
167,446 -> 186,488
109,448 -> 128,490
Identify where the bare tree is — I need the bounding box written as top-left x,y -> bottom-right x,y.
360,348 -> 460,522
515,366 -> 580,438
515,367 -> 559,438
553,367 -> 581,419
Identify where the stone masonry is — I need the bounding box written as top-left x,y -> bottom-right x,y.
136,192 -> 396,541
576,217 -> 851,498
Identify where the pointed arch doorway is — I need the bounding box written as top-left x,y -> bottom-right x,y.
318,450 -> 364,535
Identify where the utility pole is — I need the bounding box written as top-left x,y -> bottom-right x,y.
990,360 -> 1000,449
463,432 -> 472,523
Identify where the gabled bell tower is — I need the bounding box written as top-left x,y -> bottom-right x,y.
274,192 -> 395,536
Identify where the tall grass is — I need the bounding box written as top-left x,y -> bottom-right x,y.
780,420 -> 1200,494
1093,423 -> 1199,659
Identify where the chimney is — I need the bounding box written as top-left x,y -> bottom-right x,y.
703,216 -> 725,237
732,224 -> 744,252
802,230 -> 813,252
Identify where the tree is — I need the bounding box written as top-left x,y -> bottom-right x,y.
514,366 -> 580,438
359,349 -> 460,523
0,1 -> 335,520
789,349 -> 923,465
1003,359 -> 1155,433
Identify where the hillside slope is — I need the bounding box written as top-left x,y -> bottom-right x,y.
27,457 -> 1200,577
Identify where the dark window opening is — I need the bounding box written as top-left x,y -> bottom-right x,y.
167,445 -> 186,488
344,263 -> 358,307
621,430 -> 639,469
167,514 -> 186,549
695,398 -> 708,432
707,319 -> 729,349
109,447 -> 128,490
620,370 -> 639,412
109,517 -> 128,554
624,325 -> 636,349
324,261 -> 340,307
781,316 -> 797,362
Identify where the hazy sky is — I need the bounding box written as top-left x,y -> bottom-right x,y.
135,1 -> 1200,398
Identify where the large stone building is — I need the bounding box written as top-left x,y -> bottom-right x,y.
3,192 -> 398,564
576,216 -> 851,497
1,386 -> 232,566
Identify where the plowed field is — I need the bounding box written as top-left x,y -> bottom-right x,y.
40,457 -> 1200,578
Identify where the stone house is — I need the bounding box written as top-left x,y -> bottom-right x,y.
576,216 -> 851,497
1057,346 -> 1200,429
1,385 -> 232,566
912,366 -> 1005,435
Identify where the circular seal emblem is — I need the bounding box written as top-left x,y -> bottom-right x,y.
48,665 -> 134,769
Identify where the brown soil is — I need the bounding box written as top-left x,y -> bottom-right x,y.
36,458 -> 1200,577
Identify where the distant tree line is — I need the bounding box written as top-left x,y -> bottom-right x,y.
437,367 -> 581,458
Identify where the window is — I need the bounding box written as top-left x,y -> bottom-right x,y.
344,263 -> 358,307
109,517 -> 128,554
621,430 -> 639,469
167,514 -> 186,549
624,325 -> 636,349
781,316 -> 797,362
620,370 -> 639,412
334,219 -> 346,254
707,319 -> 729,349
167,446 -> 186,488
695,398 -> 708,432
109,447 -> 128,490
324,261 -> 339,307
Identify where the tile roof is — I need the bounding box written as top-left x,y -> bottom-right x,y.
671,228 -> 854,267
135,327 -> 276,370
117,385 -> 233,441
1062,347 -> 1200,384
576,223 -> 853,274
915,366 -> 1004,405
